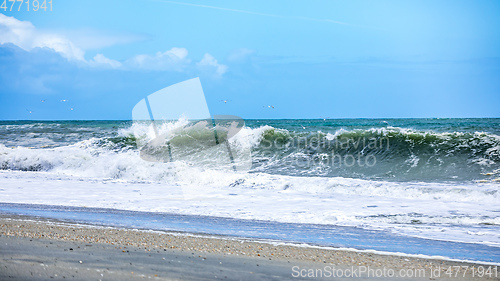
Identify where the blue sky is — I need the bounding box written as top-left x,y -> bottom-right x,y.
1,0 -> 499,120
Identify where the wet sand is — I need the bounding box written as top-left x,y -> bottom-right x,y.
0,215 -> 498,280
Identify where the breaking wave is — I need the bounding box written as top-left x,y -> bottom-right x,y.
1,120 -> 499,182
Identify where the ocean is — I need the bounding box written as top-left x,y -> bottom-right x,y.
0,118 -> 499,262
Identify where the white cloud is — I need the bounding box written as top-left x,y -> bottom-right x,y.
129,47 -> 190,71
0,14 -> 84,61
0,14 -> 228,76
56,28 -> 148,50
89,54 -> 123,69
228,48 -> 255,62
197,53 -> 228,77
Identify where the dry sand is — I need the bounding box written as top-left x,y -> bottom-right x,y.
0,215 -> 498,280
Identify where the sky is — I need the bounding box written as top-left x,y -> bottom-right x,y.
0,0 -> 499,120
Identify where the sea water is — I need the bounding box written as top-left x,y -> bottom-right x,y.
0,119 -> 499,261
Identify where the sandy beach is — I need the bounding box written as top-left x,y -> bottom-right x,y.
1,215 -> 498,280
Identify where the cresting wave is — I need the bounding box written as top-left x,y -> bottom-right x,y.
0,120 -> 499,182
251,126 -> 500,181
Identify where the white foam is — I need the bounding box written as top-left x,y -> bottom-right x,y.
0,168 -> 499,247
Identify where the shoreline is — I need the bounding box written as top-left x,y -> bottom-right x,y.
2,213 -> 499,266
1,215 -> 499,280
